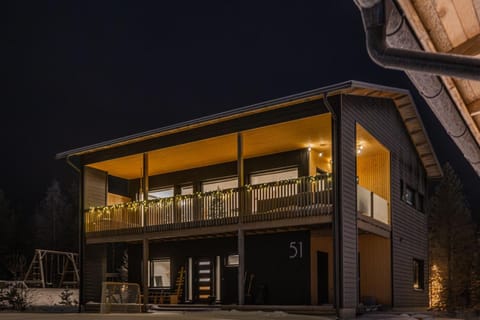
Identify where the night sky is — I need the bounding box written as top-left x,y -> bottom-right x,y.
4,1 -> 479,218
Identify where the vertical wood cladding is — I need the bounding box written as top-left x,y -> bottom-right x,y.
341,94 -> 428,308
84,167 -> 107,208
84,244 -> 106,302
358,234 -> 391,306
336,95 -> 359,309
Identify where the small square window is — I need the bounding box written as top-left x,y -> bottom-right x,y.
403,185 -> 416,206
226,254 -> 239,267
413,258 -> 424,290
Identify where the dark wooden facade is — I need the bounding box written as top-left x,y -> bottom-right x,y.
60,82 -> 440,314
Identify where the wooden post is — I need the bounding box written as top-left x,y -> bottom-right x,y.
142,153 -> 149,309
142,153 -> 149,227
237,133 -> 245,305
142,238 -> 149,309
238,229 -> 245,305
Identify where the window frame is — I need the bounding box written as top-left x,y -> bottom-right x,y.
413,258 -> 424,291
149,258 -> 172,289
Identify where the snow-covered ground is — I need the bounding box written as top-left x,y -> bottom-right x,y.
29,288 -> 79,307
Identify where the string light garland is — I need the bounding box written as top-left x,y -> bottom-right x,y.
87,174 -> 332,221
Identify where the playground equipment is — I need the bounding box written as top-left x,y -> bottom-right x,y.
23,249 -> 79,288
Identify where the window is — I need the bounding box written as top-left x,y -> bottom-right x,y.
181,185 -> 194,195
149,187 -> 174,200
401,181 -> 416,207
150,258 -> 171,288
226,254 -> 239,267
250,167 -> 298,185
413,258 -> 424,290
202,177 -> 238,192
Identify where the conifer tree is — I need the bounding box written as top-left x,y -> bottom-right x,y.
429,163 -> 476,311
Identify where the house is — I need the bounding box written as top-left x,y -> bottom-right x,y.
57,81 -> 442,317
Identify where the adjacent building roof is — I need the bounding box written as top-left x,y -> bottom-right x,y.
397,0 -> 480,150
56,81 -> 442,178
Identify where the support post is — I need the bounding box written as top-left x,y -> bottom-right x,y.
237,132 -> 244,187
237,133 -> 245,305
142,153 -> 149,309
142,238 -> 149,309
142,153 -> 149,227
238,229 -> 245,305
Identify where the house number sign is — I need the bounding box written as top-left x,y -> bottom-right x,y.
289,241 -> 303,259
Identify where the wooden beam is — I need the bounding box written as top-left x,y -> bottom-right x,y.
469,99 -> 480,117
449,34 -> 480,56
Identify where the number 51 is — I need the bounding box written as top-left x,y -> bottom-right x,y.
289,241 -> 303,259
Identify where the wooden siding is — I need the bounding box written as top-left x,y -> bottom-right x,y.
341,94 -> 428,308
84,167 -> 107,208
84,244 -> 106,303
107,192 -> 131,206
337,95 -> 359,309
358,234 -> 392,306
356,141 -> 390,202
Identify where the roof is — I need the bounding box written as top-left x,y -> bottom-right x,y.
56,80 -> 442,178
396,0 -> 480,148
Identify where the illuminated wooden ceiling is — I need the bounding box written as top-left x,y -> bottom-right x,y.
356,124 -> 389,158
397,0 -> 480,146
88,114 -> 332,179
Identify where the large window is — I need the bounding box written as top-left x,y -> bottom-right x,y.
202,177 -> 238,192
413,258 -> 424,290
250,168 -> 298,185
149,187 -> 174,200
150,258 -> 171,288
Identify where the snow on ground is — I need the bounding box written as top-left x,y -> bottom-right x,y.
29,288 -> 79,307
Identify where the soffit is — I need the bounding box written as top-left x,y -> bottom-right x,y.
88,114 -> 332,179
344,86 -> 442,178
396,0 -> 480,147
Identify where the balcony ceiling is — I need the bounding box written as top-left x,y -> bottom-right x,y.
397,0 -> 480,146
87,114 -> 332,179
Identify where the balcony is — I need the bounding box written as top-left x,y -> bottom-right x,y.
357,184 -> 389,225
85,174 -> 333,237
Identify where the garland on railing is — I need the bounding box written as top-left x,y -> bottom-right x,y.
87,174 -> 332,217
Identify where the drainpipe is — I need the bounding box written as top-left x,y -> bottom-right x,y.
66,155 -> 84,313
323,94 -> 340,319
355,0 -> 480,176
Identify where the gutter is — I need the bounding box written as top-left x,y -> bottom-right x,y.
355,0 -> 480,81
355,0 -> 480,176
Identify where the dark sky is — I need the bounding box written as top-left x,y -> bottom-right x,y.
3,1 -> 479,217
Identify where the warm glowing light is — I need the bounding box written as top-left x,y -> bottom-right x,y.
356,144 -> 364,154
429,264 -> 445,310
319,152 -> 323,157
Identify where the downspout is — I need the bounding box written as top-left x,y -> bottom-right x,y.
66,155 -> 83,313
355,0 -> 480,176
323,93 -> 340,319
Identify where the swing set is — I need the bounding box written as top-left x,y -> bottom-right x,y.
24,249 -> 79,288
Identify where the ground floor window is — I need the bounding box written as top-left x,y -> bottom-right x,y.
150,258 -> 171,288
413,258 -> 424,290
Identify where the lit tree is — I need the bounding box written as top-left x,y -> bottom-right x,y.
429,163 -> 476,311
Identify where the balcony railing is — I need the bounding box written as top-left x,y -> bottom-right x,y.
85,174 -> 333,236
357,184 -> 389,224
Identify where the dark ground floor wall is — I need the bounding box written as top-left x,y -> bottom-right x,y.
84,226 -> 427,308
